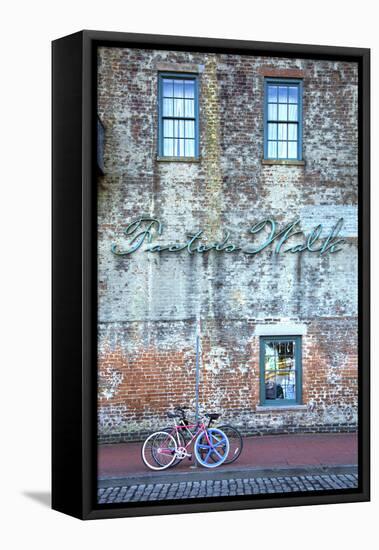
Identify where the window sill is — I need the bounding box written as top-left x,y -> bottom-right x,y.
262,159 -> 305,166
156,156 -> 200,163
256,405 -> 308,413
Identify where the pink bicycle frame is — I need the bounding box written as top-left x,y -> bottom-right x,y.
159,420 -> 211,455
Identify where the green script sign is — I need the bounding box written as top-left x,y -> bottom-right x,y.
111,217 -> 346,257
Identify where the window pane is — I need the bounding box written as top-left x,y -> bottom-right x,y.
171,138 -> 185,157
179,120 -> 185,138
267,123 -> 277,140
264,343 -> 277,399
282,368 -> 296,400
267,141 -> 277,158
162,79 -> 173,97
184,99 -> 194,118
278,123 -> 287,140
288,86 -> 298,104
264,343 -> 277,370
288,104 -> 298,121
184,80 -> 195,98
163,98 -> 173,117
163,119 -> 173,137
172,138 -> 180,156
185,139 -> 195,157
268,85 -> 278,103
278,86 -> 288,103
185,120 -> 195,138
278,104 -> 288,121
278,141 -> 287,158
173,98 -> 184,117
163,138 -> 173,156
173,80 -> 184,97
265,371 -> 276,387
279,342 -> 296,400
174,120 -> 185,138
288,123 -> 297,140
268,104 -> 278,120
266,383 -> 278,399
288,141 -> 298,159
284,369 -> 296,399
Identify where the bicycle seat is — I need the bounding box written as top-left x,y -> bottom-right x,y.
205,413 -> 220,420
167,411 -> 181,419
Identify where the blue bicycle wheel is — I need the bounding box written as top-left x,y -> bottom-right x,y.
194,428 -> 229,468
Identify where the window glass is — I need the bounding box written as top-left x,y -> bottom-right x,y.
268,85 -> 278,102
288,142 -> 298,159
268,123 -> 277,140
267,141 -> 277,158
268,104 -> 278,120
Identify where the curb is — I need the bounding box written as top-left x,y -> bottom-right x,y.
98,464 -> 358,488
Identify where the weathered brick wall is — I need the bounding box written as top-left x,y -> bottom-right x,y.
97,47 -> 358,442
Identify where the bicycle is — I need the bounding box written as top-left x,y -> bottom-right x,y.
153,407 -> 217,466
159,406 -> 243,465
141,410 -> 230,471
161,407 -> 243,466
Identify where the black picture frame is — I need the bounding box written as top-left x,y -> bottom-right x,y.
52,30 -> 370,520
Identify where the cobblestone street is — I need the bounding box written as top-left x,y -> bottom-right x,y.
98,472 -> 358,504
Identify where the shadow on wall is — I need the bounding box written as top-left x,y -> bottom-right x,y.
22,491 -> 51,508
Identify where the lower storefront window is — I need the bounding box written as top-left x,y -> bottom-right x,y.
260,336 -> 302,405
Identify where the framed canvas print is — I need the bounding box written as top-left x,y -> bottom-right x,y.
52,30 -> 370,520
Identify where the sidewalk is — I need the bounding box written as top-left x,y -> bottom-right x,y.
98,472 -> 359,504
98,432 -> 358,481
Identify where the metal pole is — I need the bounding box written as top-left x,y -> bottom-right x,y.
191,318 -> 201,469
195,333 -> 200,424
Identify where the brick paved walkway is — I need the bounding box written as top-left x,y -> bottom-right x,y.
98,472 -> 358,504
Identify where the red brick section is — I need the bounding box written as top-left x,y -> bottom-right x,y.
257,68 -> 305,78
98,318 -> 357,442
98,433 -> 358,479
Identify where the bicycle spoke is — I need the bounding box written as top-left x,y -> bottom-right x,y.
212,448 -> 223,460
204,449 -> 212,463
159,448 -> 174,455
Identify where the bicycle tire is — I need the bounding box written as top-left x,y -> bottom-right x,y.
141,431 -> 177,471
194,428 -> 229,468
216,425 -> 243,464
